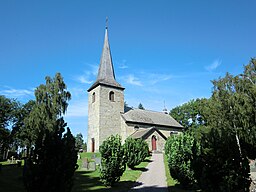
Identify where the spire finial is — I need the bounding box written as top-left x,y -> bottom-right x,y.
163,101 -> 168,114
106,17 -> 108,29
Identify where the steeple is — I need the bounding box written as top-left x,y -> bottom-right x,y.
88,23 -> 124,92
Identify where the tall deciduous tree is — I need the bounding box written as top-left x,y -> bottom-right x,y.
23,73 -> 77,192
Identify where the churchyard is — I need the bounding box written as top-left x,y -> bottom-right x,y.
0,152 -> 154,192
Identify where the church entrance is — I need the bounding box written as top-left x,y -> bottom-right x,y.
152,135 -> 157,151
91,138 -> 95,152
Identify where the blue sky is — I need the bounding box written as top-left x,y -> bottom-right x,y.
0,0 -> 255,141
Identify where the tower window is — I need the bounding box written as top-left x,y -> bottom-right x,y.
109,91 -> 114,101
92,92 -> 95,103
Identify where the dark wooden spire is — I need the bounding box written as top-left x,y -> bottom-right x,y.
88,26 -> 124,92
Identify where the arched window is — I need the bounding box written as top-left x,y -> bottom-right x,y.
109,91 -> 114,101
92,92 -> 95,103
134,126 -> 139,130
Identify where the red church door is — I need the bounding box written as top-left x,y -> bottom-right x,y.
152,136 -> 157,151
91,138 -> 95,153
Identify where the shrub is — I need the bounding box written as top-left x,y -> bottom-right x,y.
99,135 -> 126,187
165,132 -> 200,188
124,138 -> 149,169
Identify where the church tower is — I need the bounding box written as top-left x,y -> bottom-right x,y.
87,25 -> 125,152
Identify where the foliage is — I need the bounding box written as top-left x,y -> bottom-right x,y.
138,103 -> 145,110
99,135 -> 126,187
13,100 -> 36,157
194,127 -> 250,192
0,95 -> 21,160
209,59 -> 256,159
170,98 -> 209,131
168,58 -> 256,191
23,121 -> 78,192
75,133 -> 84,150
123,137 -> 149,169
23,73 -> 78,192
165,132 -> 200,188
82,142 -> 87,151
25,73 -> 71,139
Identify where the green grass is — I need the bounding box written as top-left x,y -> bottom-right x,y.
0,152 -> 149,192
0,164 -> 25,192
72,154 -> 150,191
121,157 -> 150,182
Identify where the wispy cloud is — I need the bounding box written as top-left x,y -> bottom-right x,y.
76,74 -> 93,84
146,73 -> 172,85
205,59 -> 222,72
125,74 -> 143,86
118,59 -> 128,69
0,86 -> 34,99
73,64 -> 98,84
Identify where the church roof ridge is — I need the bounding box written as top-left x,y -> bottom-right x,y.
132,108 -> 169,114
122,108 -> 183,128
88,24 -> 124,92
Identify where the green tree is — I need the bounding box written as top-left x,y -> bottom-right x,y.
0,95 -> 21,159
75,133 -> 84,150
166,58 -> 256,191
170,98 -> 208,130
82,142 -> 87,152
99,135 -> 126,187
26,73 -> 71,138
13,100 -> 36,157
209,59 -> 256,159
23,73 -> 77,192
194,127 -> 250,192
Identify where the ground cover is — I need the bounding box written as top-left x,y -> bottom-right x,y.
0,152 -> 149,192
73,153 -> 150,191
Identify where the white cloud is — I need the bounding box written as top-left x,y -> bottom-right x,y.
76,75 -> 93,84
73,64 -> 98,84
206,59 -> 222,71
0,87 -> 34,99
125,74 -> 143,86
118,59 -> 128,69
147,73 -> 172,85
88,64 -> 98,76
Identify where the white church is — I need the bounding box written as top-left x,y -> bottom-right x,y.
87,26 -> 183,152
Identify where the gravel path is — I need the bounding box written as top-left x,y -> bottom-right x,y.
129,153 -> 168,192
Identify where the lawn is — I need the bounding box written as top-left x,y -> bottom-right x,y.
0,152 -> 150,192
73,153 -> 150,191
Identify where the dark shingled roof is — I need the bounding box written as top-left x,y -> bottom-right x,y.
121,108 -> 183,128
88,27 -> 124,92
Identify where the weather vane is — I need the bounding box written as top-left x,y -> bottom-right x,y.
106,17 -> 108,29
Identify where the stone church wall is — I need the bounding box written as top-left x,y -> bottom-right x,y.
122,122 -> 182,152
87,86 -> 101,152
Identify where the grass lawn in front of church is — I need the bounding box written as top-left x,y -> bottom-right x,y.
0,152 -> 150,192
73,152 -> 150,191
